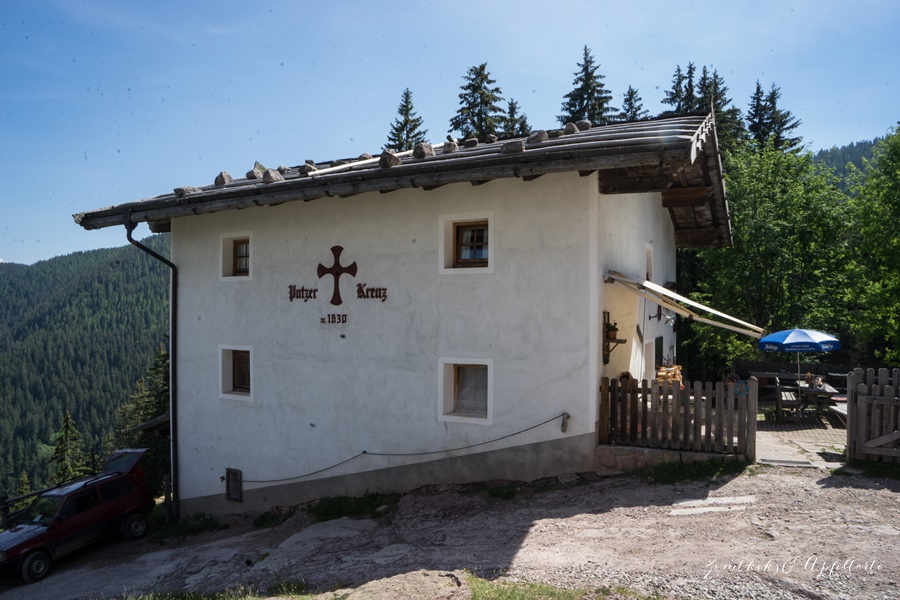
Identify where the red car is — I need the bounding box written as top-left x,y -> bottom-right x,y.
0,449 -> 155,583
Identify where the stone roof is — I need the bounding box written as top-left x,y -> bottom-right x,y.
74,113 -> 732,248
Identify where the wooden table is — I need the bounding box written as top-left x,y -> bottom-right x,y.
798,380 -> 840,414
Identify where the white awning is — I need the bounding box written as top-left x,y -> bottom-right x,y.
605,270 -> 764,339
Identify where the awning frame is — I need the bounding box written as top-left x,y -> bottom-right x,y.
605,270 -> 764,339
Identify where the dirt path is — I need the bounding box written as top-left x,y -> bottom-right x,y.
2,463 -> 898,600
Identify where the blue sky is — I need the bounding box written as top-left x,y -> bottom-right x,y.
1,0 -> 897,265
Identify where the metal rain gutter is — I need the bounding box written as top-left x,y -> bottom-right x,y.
124,213 -> 180,521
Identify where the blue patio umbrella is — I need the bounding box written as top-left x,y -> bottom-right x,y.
758,328 -> 840,381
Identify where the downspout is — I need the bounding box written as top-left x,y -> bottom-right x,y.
124,212 -> 180,521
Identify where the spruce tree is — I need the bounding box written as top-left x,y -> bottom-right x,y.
558,46 -> 614,126
682,62 -> 698,113
696,66 -> 744,151
765,84 -> 802,152
501,98 -> 530,138
12,472 -> 31,510
747,81 -> 801,152
114,344 -> 170,497
747,80 -> 769,146
385,88 -> 428,151
614,86 -> 650,123
660,65 -> 686,116
49,410 -> 89,484
449,63 -> 505,141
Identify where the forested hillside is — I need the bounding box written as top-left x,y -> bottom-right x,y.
815,139 -> 879,190
0,235 -> 169,497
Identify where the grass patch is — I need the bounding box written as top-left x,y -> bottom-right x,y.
307,492 -> 398,522
486,484 -> 519,500
151,511 -> 229,542
265,580 -> 313,596
253,507 -> 295,528
120,587 -> 263,599
632,458 -> 747,485
834,460 -> 900,480
466,573 -> 659,599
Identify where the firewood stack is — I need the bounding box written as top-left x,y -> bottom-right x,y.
656,365 -> 683,386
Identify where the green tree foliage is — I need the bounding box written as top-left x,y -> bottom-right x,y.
659,64 -> 744,151
384,88 -> 428,151
695,66 -> 745,151
848,126 -> 900,363
11,472 -> 32,510
449,63 -> 505,141
678,141 -> 849,375
114,344 -> 171,497
558,46 -> 614,126
501,98 -> 530,138
0,235 -> 169,497
660,64 -> 688,116
748,81 -> 802,152
49,410 -> 89,484
613,86 -> 649,123
815,139 -> 879,192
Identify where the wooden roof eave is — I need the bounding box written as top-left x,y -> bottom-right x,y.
75,143 -> 695,231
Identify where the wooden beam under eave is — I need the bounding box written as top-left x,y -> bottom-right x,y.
674,227 -> 720,248
147,220 -> 171,233
600,178 -> 674,194
661,188 -> 712,208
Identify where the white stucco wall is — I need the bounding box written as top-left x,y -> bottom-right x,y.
598,192 -> 677,382
171,172 -> 602,502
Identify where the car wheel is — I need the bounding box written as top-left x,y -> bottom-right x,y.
122,512 -> 149,540
21,550 -> 52,583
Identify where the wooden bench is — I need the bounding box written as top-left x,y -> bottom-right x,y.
830,403 -> 848,427
775,377 -> 802,419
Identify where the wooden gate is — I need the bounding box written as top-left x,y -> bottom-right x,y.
847,368 -> 900,462
598,377 -> 757,461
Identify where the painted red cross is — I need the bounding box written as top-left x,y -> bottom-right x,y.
317,245 -> 357,306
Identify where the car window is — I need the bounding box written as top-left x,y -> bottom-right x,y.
99,478 -> 134,502
60,490 -> 100,519
15,495 -> 63,526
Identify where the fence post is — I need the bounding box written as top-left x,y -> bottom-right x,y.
598,377 -> 610,445
746,377 -> 758,463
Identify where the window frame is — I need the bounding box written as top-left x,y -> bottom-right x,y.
440,213 -> 493,274
232,238 -> 250,277
453,221 -> 489,268
220,345 -> 253,401
220,232 -> 252,279
438,357 -> 493,424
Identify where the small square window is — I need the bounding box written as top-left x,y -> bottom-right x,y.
221,233 -> 252,279
232,350 -> 251,393
439,358 -> 492,424
233,239 -> 250,276
453,364 -> 488,416
221,346 -> 253,400
440,213 -> 492,273
454,222 -> 488,268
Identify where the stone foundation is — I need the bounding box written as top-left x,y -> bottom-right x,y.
595,444 -> 745,472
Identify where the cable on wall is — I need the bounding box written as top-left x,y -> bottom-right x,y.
242,412 -> 568,484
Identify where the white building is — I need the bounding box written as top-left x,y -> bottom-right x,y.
76,114 -> 739,514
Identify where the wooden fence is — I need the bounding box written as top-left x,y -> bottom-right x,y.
598,377 -> 757,462
847,368 -> 900,463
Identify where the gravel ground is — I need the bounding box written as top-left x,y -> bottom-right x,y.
1,463 -> 898,600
